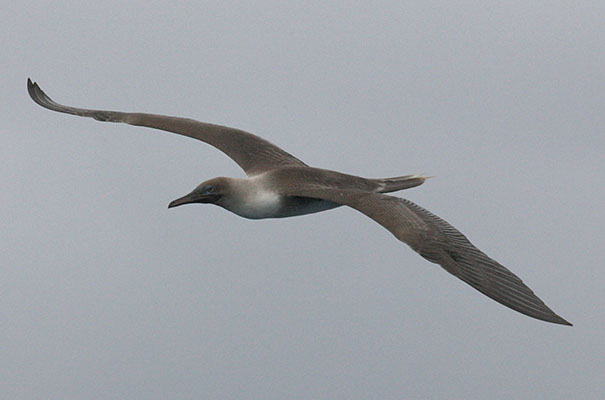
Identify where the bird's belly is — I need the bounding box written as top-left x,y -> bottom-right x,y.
224,193 -> 340,219
277,196 -> 341,218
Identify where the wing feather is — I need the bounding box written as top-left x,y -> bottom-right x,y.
286,187 -> 571,325
27,79 -> 307,175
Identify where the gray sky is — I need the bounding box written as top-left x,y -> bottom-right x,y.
3,1 -> 604,399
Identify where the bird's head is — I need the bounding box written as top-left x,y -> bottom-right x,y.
168,177 -> 228,208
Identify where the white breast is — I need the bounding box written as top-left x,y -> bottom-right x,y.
221,184 -> 283,219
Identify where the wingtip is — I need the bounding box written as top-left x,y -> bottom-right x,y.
539,310 -> 572,326
542,304 -> 573,326
27,77 -> 35,96
27,78 -> 56,110
27,77 -> 40,93
27,78 -> 41,102
557,317 -> 573,327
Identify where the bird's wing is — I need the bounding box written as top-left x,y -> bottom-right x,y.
27,79 -> 307,176
283,185 -> 571,325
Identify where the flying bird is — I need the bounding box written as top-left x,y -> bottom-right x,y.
27,78 -> 571,326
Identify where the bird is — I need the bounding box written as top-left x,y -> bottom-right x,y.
27,78 -> 572,326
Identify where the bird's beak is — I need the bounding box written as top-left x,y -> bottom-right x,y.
168,192 -> 197,208
168,191 -> 219,208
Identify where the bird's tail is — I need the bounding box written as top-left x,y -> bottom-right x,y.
373,174 -> 433,193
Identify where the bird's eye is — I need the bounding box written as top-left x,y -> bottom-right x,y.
206,185 -> 215,193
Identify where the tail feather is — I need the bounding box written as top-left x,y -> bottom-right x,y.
373,174 -> 433,193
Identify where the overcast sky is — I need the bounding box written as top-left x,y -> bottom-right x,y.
3,1 -> 604,399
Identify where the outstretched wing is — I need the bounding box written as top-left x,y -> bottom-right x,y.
27,79 -> 307,175
285,186 -> 571,325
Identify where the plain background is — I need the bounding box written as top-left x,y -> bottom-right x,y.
3,1 -> 604,399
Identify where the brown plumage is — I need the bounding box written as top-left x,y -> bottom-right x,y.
27,78 -> 572,326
